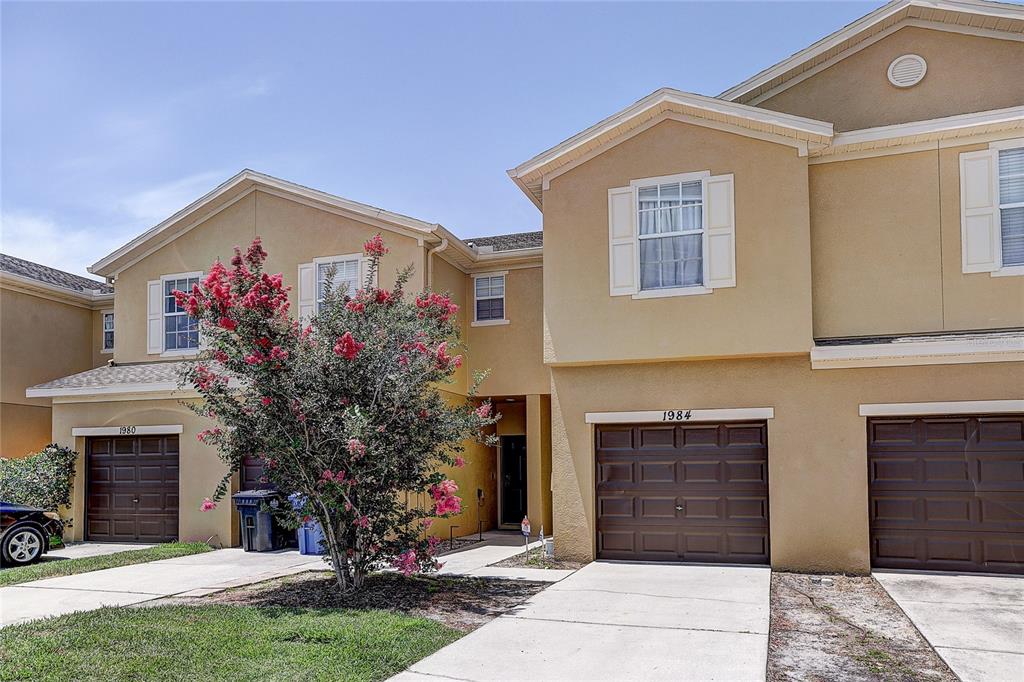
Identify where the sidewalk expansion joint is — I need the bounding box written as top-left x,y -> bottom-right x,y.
504,614 -> 767,636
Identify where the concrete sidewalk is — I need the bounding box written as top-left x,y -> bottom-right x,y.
392,561 -> 771,681
875,571 -> 1024,682
0,548 -> 323,628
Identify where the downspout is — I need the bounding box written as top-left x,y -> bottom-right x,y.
426,237 -> 449,290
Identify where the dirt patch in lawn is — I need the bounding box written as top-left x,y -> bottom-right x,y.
489,551 -> 587,571
768,573 -> 956,682
158,571 -> 547,632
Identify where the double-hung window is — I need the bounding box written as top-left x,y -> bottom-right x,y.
316,256 -> 361,312
473,273 -> 506,325
101,311 -> 114,352
998,146 -> 1024,268
636,178 -> 704,291
163,274 -> 201,352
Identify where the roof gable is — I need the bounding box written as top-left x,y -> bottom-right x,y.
720,0 -> 1024,106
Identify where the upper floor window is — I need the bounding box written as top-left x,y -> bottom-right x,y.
473,273 -> 507,325
637,179 -> 703,290
998,147 -> 1024,267
163,274 -> 200,352
101,311 -> 114,352
316,256 -> 361,312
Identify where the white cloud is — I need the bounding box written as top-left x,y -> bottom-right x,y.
0,211 -> 123,278
116,170 -> 228,225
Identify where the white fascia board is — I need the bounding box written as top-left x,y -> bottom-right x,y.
508,88 -> 833,181
826,106 -> 1024,149
719,0 -> 1024,102
585,408 -> 774,424
810,333 -> 1024,369
0,272 -> 112,306
72,424 -> 184,437
89,169 -> 443,277
859,400 -> 1024,416
26,382 -> 183,398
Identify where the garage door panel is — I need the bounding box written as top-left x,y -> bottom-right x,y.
868,415 -> 1023,574
596,422 -> 769,564
87,435 -> 178,543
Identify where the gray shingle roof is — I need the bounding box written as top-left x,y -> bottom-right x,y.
29,361 -> 191,392
1,253 -> 112,294
463,231 -> 543,252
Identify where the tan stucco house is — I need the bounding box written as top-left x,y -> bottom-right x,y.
18,0 -> 1024,574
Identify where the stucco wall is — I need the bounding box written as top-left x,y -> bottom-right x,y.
542,118 -> 813,365
758,27 -> 1024,131
809,141 -> 1024,338
112,191 -> 426,364
50,397 -> 236,545
467,266 -> 549,397
0,288 -> 100,457
549,356 -> 1024,572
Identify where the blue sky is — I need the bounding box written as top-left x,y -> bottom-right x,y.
1,1 -> 880,278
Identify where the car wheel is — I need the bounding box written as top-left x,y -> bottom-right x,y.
2,526 -> 45,566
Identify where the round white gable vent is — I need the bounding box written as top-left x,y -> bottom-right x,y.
887,54 -> 927,88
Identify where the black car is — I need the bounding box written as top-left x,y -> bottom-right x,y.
0,501 -> 64,566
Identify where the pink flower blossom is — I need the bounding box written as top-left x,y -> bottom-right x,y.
346,301 -> 365,313
333,332 -> 365,360
321,470 -> 335,481
260,396 -> 273,406
356,515 -> 369,529
347,438 -> 366,459
218,316 -> 237,331
200,498 -> 217,512
454,456 -> 465,468
421,518 -> 433,529
475,403 -> 492,419
392,549 -> 418,577
363,234 -> 389,257
430,479 -> 462,516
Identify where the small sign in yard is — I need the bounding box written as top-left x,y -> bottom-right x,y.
521,516 -> 531,559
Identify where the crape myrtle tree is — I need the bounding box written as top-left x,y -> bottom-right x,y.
176,235 -> 498,591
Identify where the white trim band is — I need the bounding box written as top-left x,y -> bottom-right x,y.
585,408 -> 774,424
72,424 -> 184,437
859,400 -> 1024,417
810,333 -> 1024,369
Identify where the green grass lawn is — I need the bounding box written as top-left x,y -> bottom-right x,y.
0,542 -> 212,587
0,604 -> 462,682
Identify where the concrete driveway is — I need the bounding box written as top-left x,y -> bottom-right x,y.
0,548 -> 323,628
393,561 -> 771,681
875,571 -> 1024,682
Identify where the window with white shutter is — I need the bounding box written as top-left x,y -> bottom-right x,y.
147,272 -> 202,356
610,170 -> 736,299
960,141 -> 1024,276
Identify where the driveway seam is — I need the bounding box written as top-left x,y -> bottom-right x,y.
11,585 -> 164,596
935,645 -> 1024,656
548,586 -> 762,605
504,614 -> 767,636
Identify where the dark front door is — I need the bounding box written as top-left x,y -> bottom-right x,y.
868,415 -> 1024,574
596,422 -> 769,563
500,435 -> 528,526
86,435 -> 179,542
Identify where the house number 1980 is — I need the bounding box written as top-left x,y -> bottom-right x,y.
118,426 -> 137,435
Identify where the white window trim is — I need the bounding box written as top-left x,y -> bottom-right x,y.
100,309 -> 114,354
858,400 -> 1024,417
159,271 -> 203,358
471,270 -> 509,326
313,252 -> 363,312
990,137 -> 1024,277
629,170 -> 711,299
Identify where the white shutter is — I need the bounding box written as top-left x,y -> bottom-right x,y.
297,263 -> 315,321
959,149 -> 1000,273
358,257 -> 378,289
146,279 -> 163,355
608,186 -> 637,296
705,173 -> 736,289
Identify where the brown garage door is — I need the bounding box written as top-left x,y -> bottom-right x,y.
868,415 -> 1024,574
86,435 -> 179,542
596,422 -> 769,563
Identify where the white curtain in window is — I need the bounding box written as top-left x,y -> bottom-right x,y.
640,235 -> 702,290
999,148 -> 1024,266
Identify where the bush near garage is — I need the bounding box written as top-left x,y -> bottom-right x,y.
0,444 -> 77,526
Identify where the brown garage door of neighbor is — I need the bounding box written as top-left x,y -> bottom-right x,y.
868,415 -> 1024,575
596,422 -> 769,563
86,435 -> 179,543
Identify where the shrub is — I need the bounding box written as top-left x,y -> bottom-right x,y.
0,444 -> 77,524
178,235 -> 498,591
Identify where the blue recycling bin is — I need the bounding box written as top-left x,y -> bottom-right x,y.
232,489 -> 285,552
289,492 -> 325,555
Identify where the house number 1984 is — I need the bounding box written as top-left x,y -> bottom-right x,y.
662,410 -> 692,421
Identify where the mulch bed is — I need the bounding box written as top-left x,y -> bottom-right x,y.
489,551 -> 587,571
768,573 -> 956,682
160,571 -> 548,632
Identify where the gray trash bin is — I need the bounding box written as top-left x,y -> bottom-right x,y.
232,489 -> 283,552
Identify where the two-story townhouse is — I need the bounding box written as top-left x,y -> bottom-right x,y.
23,0 -> 1023,575
0,254 -> 113,457
503,0 -> 1023,574
25,171 -> 551,547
